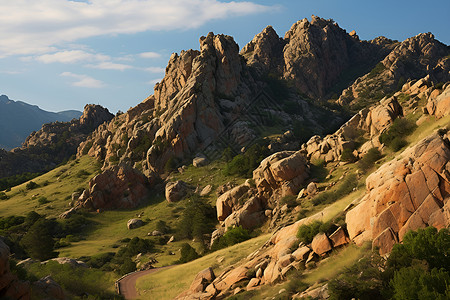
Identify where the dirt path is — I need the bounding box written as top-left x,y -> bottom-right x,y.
117,266 -> 173,299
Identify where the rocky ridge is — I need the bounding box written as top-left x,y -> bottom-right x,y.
338,33 -> 450,108
0,104 -> 113,179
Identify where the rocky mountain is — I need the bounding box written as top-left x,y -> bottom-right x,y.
0,104 -> 113,179
0,95 -> 82,150
1,15 -> 450,300
241,16 -> 396,100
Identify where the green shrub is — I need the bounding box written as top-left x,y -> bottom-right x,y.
380,118 -> 417,151
76,169 -> 90,177
0,192 -> 8,200
155,220 -> 171,234
223,142 -> 269,177
280,195 -> 297,208
0,216 -> 25,230
358,148 -> 382,172
20,219 -> 58,260
341,148 -> 357,163
211,226 -> 252,251
25,181 -> 39,190
177,243 -> 200,264
312,173 -> 358,206
297,221 -> 322,244
328,227 -> 450,300
176,195 -> 216,242
37,196 -> 49,205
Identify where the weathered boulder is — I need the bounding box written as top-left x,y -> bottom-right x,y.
165,180 -> 193,203
311,233 -> 332,256
216,184 -> 250,221
346,130 -> 450,253
253,151 -> 309,203
223,197 -> 265,230
292,246 -> 310,261
200,184 -> 213,196
427,84 -> 450,118
328,226 -> 350,248
188,267 -> 216,294
193,156 -> 208,167
127,218 -> 144,230
44,257 -> 88,268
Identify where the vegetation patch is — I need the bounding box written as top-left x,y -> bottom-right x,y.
211,226 -> 253,251
311,173 -> 358,206
380,117 -> 417,151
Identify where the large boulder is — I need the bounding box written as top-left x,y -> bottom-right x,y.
427,84 -> 450,118
75,165 -> 149,210
127,218 -> 144,230
216,184 -> 250,221
311,233 -> 332,256
253,151 -> 309,203
165,180 -> 193,203
346,130 -> 450,254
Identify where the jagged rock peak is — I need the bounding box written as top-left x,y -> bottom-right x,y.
79,104 -> 114,129
240,25 -> 284,71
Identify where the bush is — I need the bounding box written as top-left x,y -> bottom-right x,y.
20,218 -> 58,260
176,195 -> 216,242
380,118 -> 417,151
312,173 -> 358,206
223,142 -> 270,178
297,221 -> 322,244
358,148 -> 382,172
0,192 -> 8,200
341,148 -> 357,163
177,243 -> 200,264
211,226 -> 252,251
155,220 -> 171,234
37,196 -> 49,205
25,181 -> 39,190
280,195 -> 297,208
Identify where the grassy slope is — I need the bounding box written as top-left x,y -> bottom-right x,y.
136,234 -> 270,300
0,156 -> 101,218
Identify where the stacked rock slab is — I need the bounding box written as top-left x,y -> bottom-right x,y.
346,130 -> 450,255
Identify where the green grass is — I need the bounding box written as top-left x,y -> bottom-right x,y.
168,160 -> 246,205
0,156 -> 101,218
135,234 -> 270,300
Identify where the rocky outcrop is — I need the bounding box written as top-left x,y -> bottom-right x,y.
165,180 -> 193,202
427,83 -> 450,118
241,16 -> 395,100
178,212 -> 348,299
71,165 -> 149,210
0,239 -> 31,299
346,130 -> 450,255
0,104 -> 113,179
253,151 -> 310,204
302,96 -> 403,162
339,33 -> 450,107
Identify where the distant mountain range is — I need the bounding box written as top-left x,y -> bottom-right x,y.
0,95 -> 82,150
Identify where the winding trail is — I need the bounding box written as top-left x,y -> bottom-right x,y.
117,266 -> 174,299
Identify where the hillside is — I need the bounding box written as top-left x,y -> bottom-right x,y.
0,15 -> 449,300
0,95 -> 82,150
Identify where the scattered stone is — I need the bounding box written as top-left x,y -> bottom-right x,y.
200,184 -> 213,196
165,180 -> 193,202
193,156 -> 208,167
127,218 -> 144,230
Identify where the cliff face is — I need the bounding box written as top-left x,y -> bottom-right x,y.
0,104 -> 113,179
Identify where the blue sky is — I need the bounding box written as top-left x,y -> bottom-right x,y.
1,0 -> 449,114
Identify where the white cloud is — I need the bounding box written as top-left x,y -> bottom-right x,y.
86,61 -> 133,71
144,67 -> 165,73
60,71 -> 105,88
36,50 -> 110,63
139,52 -> 161,59
0,1 -> 273,57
